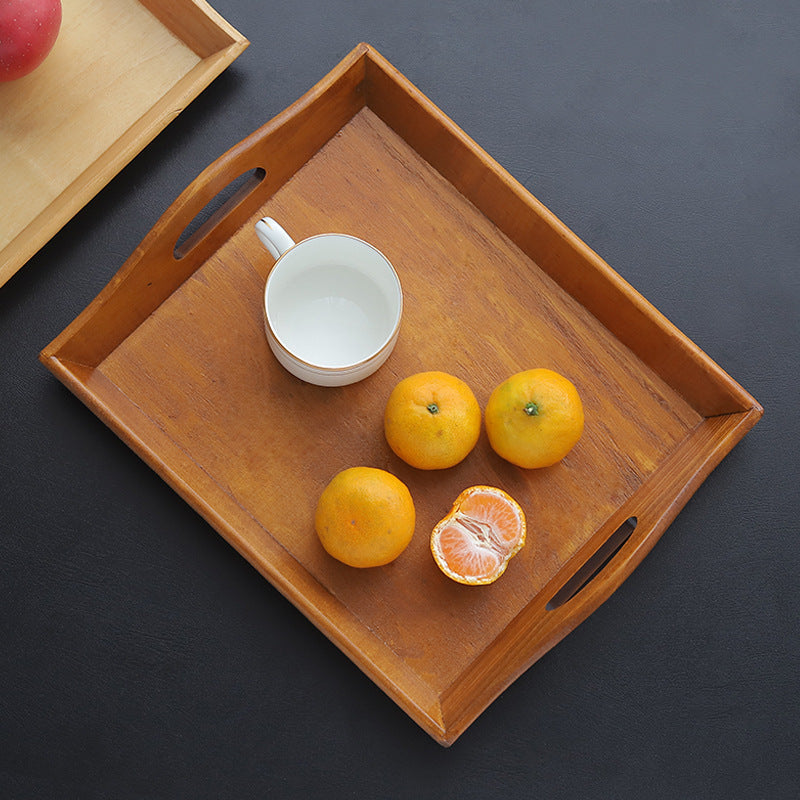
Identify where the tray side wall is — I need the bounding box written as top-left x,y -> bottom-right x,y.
361,47 -> 760,419
139,0 -> 246,56
40,45 -> 368,367
42,355 -> 449,743
436,407 -> 761,743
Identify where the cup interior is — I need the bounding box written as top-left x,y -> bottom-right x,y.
264,235 -> 402,369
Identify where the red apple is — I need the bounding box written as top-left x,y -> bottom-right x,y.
0,0 -> 62,82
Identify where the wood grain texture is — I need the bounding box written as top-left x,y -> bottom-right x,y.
40,43 -> 762,745
0,0 -> 248,288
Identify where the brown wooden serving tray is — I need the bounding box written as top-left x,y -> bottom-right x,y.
0,0 -> 248,288
40,43 -> 763,746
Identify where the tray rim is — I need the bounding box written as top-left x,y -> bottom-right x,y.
0,0 -> 249,289
39,42 -> 763,745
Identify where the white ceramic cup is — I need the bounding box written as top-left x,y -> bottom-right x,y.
255,218 -> 403,387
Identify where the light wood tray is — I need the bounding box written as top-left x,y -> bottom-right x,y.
0,0 -> 248,288
40,43 -> 762,745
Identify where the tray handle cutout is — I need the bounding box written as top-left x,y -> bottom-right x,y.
546,517 -> 638,610
174,167 -> 266,259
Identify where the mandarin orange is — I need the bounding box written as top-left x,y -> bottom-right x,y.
384,371 -> 481,470
315,467 -> 416,568
485,368 -> 584,468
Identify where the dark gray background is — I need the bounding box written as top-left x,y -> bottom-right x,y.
2,2 -> 798,797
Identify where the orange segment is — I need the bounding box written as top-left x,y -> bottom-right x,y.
430,486 -> 526,585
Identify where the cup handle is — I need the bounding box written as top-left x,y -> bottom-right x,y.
255,217 -> 296,260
